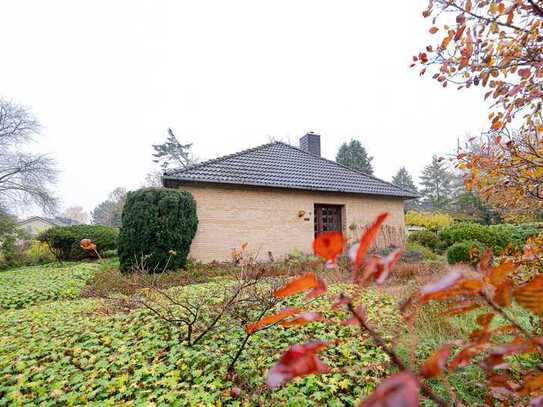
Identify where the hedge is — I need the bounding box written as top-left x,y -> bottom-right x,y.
38,225 -> 118,261
117,188 -> 198,273
438,222 -> 538,254
407,230 -> 441,252
447,240 -> 485,265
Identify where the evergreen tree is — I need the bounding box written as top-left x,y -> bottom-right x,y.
392,167 -> 419,210
152,128 -> 196,171
419,156 -> 454,210
392,167 -> 418,193
335,139 -> 374,175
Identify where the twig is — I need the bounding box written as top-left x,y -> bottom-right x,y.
347,303 -> 448,407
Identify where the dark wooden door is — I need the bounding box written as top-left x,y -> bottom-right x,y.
314,204 -> 342,237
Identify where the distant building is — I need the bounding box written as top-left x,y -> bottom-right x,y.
16,216 -> 80,237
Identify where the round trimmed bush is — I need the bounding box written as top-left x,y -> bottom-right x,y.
407,230 -> 440,251
38,225 -> 118,261
446,240 -> 485,265
118,188 -> 198,273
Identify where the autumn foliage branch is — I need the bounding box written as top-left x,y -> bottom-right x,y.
246,212 -> 543,405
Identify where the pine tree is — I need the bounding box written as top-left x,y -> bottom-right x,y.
335,139 -> 374,175
152,128 -> 196,171
392,167 -> 419,210
392,167 -> 418,193
419,156 -> 454,210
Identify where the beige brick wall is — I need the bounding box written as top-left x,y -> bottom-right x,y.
178,183 -> 406,263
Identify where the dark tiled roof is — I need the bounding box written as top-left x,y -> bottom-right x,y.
163,142 -> 418,199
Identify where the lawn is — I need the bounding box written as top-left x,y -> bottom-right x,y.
0,261 -> 540,406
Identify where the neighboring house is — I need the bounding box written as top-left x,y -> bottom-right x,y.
163,133 -> 418,263
17,216 -> 80,237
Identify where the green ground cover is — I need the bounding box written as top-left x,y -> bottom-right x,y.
0,263 -> 397,406
0,263 -> 97,309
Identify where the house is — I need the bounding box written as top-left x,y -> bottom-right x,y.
17,216 -> 80,237
163,133 -> 417,263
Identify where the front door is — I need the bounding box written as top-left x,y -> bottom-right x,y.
314,204 -> 343,237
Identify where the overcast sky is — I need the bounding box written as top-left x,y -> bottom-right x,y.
1,1 -> 489,217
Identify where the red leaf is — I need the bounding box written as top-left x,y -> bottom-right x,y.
350,212 -> 389,269
266,341 -> 330,388
518,68 -> 531,79
331,293 -> 352,309
245,307 -> 302,334
313,231 -> 345,261
449,343 -> 488,370
341,305 -> 365,326
476,312 -> 495,329
358,371 -> 420,407
442,302 -> 482,316
281,312 -> 324,327
420,344 -> 453,378
273,273 -> 327,300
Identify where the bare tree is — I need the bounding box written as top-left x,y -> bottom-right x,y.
0,99 -> 58,213
143,171 -> 163,187
60,206 -> 88,224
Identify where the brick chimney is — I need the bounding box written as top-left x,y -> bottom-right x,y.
299,132 -> 321,157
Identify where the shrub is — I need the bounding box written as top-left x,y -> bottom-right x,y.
405,242 -> 440,261
446,240 -> 485,265
407,230 -> 440,251
118,188 -> 198,273
439,222 -> 538,254
405,210 -> 453,231
24,240 -> 55,265
38,225 -> 118,261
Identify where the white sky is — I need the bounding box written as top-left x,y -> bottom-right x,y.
0,0 -> 489,216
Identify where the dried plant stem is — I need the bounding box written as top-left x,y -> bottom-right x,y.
347,303 -> 448,407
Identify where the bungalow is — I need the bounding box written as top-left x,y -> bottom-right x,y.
163,133 -> 417,263
16,216 -> 80,237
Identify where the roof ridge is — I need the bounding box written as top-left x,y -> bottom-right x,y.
275,141 -> 416,196
164,141 -> 280,176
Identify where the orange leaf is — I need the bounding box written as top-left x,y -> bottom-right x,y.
513,275 -> 543,316
518,371 -> 543,396
313,231 -> 345,261
484,259 -> 515,286
429,26 -> 439,34
281,312 -> 324,327
493,281 -> 513,307
358,371 -> 420,407
419,270 -> 483,304
350,212 -> 389,269
420,344 -> 453,378
273,273 -> 327,300
245,307 -> 302,334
